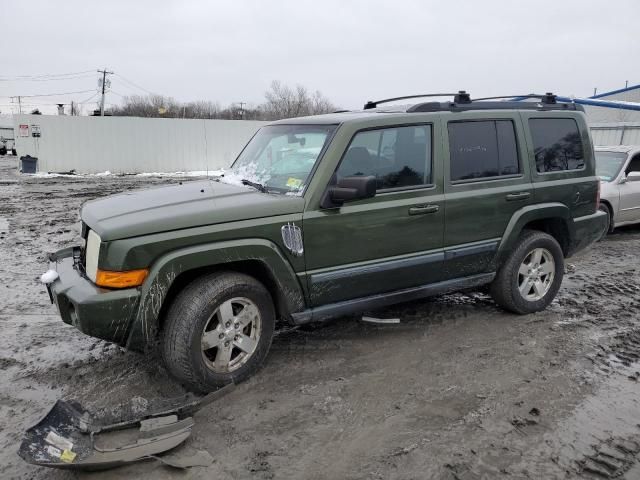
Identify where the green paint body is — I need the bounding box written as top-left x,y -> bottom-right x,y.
47,108 -> 607,350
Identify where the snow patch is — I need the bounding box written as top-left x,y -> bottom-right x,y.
40,270 -> 59,284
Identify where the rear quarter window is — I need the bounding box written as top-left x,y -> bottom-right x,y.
529,118 -> 585,173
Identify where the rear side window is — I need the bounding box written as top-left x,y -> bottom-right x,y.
529,118 -> 584,173
448,120 -> 519,182
337,124 -> 432,190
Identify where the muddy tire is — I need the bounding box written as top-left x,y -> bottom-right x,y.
598,204 -> 613,240
490,230 -> 564,315
161,271 -> 275,393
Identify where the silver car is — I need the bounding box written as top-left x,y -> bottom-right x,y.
596,145 -> 640,236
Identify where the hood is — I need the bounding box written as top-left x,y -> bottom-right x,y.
82,180 -> 304,241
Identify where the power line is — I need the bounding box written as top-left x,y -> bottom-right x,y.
0,73 -> 95,83
3,89 -> 95,98
77,92 -> 100,104
0,70 -> 95,80
114,73 -> 155,95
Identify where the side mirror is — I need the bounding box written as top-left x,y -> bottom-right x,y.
322,175 -> 376,208
626,171 -> 640,182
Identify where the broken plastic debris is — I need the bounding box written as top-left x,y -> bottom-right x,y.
152,449 -> 215,469
19,383 -> 235,470
60,449 -> 77,463
45,430 -> 74,451
40,270 -> 59,284
361,316 -> 401,324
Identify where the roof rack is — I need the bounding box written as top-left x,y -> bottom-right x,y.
407,92 -> 582,113
362,91 -> 583,113
471,93 -> 558,103
363,91 -> 470,110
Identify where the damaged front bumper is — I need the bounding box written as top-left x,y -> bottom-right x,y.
47,247 -> 140,345
19,384 -> 234,470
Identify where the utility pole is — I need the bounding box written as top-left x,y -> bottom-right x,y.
12,96 -> 22,113
237,101 -> 246,119
97,67 -> 113,116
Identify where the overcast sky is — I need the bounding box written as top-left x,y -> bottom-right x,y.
1,0 -> 639,113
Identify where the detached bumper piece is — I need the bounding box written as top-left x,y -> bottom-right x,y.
18,383 -> 234,471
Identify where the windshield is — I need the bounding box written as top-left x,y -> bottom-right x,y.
595,151 -> 628,182
220,124 -> 336,194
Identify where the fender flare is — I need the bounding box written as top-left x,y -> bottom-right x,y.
491,202 -> 573,269
125,238 -> 305,350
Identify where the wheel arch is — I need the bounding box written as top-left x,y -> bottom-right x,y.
493,203 -> 573,270
125,239 -> 305,351
598,199 -> 614,231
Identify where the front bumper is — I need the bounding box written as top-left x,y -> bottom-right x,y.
569,209 -> 608,256
47,247 -> 140,345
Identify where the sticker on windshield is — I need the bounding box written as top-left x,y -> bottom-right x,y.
286,178 -> 303,189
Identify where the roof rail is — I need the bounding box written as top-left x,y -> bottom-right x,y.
361,91 -> 582,113
363,91 -> 468,110
471,93 -> 558,103
404,92 -> 583,113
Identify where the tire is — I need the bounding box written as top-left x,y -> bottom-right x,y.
598,204 -> 613,240
161,271 -> 275,392
490,230 -> 564,315
11,149 -> 17,156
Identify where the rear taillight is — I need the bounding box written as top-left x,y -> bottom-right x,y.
596,181 -> 601,211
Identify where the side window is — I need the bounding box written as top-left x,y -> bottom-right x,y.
529,118 -> 585,173
625,155 -> 640,175
337,125 -> 432,190
448,120 -> 519,182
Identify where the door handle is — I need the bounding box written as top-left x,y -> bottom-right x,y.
409,204 -> 439,215
505,192 -> 531,201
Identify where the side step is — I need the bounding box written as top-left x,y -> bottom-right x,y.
291,272 -> 495,324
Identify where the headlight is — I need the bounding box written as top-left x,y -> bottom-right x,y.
85,229 -> 101,283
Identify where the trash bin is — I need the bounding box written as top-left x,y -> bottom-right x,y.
20,155 -> 38,174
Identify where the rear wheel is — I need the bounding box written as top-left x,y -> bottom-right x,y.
161,272 -> 275,392
490,231 -> 564,314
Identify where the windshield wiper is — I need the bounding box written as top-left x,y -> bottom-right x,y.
241,179 -> 267,193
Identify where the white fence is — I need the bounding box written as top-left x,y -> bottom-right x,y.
13,115 -> 267,174
590,123 -> 640,146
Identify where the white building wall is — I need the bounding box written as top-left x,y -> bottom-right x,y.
13,115 -> 266,173
591,123 -> 640,146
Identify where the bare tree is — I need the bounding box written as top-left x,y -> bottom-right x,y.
262,80 -> 336,120
109,81 -> 336,120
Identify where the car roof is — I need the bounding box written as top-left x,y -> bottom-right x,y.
595,145 -> 640,155
267,110 -> 407,126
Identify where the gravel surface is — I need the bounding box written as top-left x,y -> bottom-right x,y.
1,156 -> 639,479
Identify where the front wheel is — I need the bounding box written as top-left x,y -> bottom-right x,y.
161,272 -> 275,392
598,204 -> 613,240
490,231 -> 564,314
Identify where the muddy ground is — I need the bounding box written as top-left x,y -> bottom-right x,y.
1,156 -> 639,479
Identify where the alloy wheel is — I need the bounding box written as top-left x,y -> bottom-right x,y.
201,297 -> 262,373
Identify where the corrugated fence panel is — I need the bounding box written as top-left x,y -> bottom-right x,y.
590,128 -> 623,146
13,115 -> 266,174
622,127 -> 640,145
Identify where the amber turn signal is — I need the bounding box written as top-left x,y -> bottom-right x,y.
95,268 -> 149,288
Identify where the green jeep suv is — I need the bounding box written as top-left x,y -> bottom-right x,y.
45,92 -> 607,392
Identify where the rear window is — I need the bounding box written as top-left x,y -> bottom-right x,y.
529,118 -> 585,173
448,120 -> 519,182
